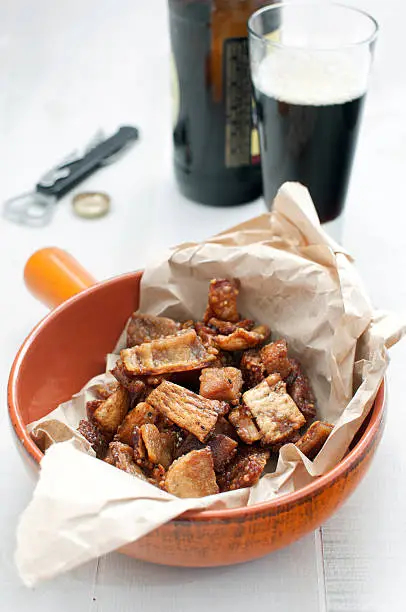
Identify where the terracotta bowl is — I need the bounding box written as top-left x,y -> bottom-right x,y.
8,248 -> 386,567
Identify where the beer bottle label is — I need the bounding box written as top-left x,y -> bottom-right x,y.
223,37 -> 254,168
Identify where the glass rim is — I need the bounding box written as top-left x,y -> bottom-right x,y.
247,1 -> 379,51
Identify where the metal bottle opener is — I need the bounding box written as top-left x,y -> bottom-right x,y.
3,125 -> 139,227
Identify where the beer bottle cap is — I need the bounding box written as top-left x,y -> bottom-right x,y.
72,192 -> 111,219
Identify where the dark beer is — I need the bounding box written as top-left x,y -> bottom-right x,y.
168,1 -> 271,207
252,50 -> 367,223
253,90 -> 365,222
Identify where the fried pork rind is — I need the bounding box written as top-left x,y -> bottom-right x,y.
93,381 -> 119,400
149,464 -> 166,489
91,386 -> 130,436
132,426 -> 156,472
243,377 -> 305,445
140,423 -> 173,469
286,358 -> 316,422
111,360 -> 147,396
209,351 -> 235,369
105,441 -> 148,480
295,421 -> 333,459
78,419 -> 110,458
147,381 -> 219,442
228,405 -> 262,444
213,325 -> 270,352
199,367 -> 243,404
207,318 -> 255,335
174,433 -> 202,459
86,399 -> 103,419
164,448 -> 219,498
120,329 -> 218,376
260,339 -> 292,379
173,432 -> 237,473
127,313 -> 180,348
214,415 -> 239,440
203,279 -> 240,324
240,349 -> 266,389
218,447 -> 270,492
208,434 -> 238,472
211,400 -> 230,417
194,321 -> 216,347
270,430 -> 302,454
180,320 -> 195,330
115,402 -> 158,445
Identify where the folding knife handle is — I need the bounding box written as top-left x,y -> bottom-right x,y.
36,126 -> 139,199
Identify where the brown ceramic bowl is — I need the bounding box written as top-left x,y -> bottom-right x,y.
8,248 -> 386,567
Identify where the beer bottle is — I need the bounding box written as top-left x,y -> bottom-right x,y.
169,0 -> 271,206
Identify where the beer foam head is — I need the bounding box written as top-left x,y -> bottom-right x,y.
253,48 -> 369,106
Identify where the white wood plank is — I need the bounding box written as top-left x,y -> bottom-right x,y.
321,351 -> 406,612
92,533 -> 322,612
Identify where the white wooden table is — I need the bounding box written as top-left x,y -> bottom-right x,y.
1,1 -> 405,610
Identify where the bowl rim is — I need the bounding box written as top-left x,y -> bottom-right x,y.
8,271 -> 385,521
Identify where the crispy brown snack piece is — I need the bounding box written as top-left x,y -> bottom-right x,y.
173,433 -> 202,459
194,321 -> 216,347
164,448 -> 219,498
286,359 -> 316,422
105,441 -> 148,480
218,447 -> 270,492
270,430 -> 302,453
209,351 -> 235,370
228,405 -> 262,444
243,377 -> 305,445
180,320 -> 195,330
116,402 -> 159,445
214,415 -> 239,440
212,401 -> 230,417
260,339 -> 292,379
127,313 -> 180,348
173,432 -> 237,472
93,381 -> 119,400
240,349 -> 266,389
111,360 -> 147,396
86,399 -> 103,419
145,375 -> 171,387
208,434 -> 238,473
207,318 -> 255,335
140,423 -> 173,469
213,325 -> 270,352
147,381 -> 219,442
203,279 -> 240,324
92,386 -> 130,436
199,367 -> 243,405
132,426 -> 147,461
149,464 -> 166,489
78,419 -> 110,458
121,329 -> 218,376
295,421 -> 333,459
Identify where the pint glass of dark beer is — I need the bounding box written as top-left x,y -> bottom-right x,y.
248,2 -> 378,226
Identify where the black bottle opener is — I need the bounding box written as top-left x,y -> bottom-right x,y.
3,125 -> 139,227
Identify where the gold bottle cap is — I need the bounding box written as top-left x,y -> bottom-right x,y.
72,192 -> 111,219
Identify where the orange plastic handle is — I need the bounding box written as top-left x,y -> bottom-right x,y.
24,247 -> 97,309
